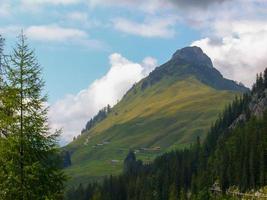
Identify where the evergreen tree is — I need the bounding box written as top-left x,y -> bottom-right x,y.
0,33 -> 65,199
168,184 -> 178,200
264,68 -> 267,88
0,34 -> 6,103
124,150 -> 137,174
0,35 -> 4,69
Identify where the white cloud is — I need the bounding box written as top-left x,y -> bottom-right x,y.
87,0 -> 227,13
192,20 -> 267,87
0,24 -> 105,50
65,12 -> 102,29
21,0 -> 80,6
112,17 -> 177,38
0,3 -> 11,17
87,0 -> 172,13
66,12 -> 88,22
0,26 -> 23,38
25,25 -> 87,42
49,53 -> 157,144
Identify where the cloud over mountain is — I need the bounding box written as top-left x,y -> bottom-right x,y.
192,20 -> 267,87
49,54 -> 157,144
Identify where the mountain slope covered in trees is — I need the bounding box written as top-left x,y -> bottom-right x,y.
66,68 -> 267,200
64,47 -> 248,187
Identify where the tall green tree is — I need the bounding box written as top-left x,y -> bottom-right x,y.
168,184 -> 178,200
0,33 -> 65,200
264,68 -> 267,88
0,35 -> 5,91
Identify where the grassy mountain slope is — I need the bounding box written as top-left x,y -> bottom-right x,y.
65,69 -> 267,200
64,47 -> 247,187
65,77 -> 238,186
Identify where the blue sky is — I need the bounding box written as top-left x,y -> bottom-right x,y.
1,0 -> 267,143
1,1 -> 200,103
41,23 -> 199,102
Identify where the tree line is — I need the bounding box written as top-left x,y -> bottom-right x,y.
78,105 -> 111,139
0,34 -> 65,199
66,68 -> 267,200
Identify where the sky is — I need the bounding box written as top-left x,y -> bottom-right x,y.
1,0 -> 267,144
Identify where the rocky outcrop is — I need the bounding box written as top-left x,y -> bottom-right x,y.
229,114 -> 247,130
249,89 -> 267,118
172,46 -> 213,69
229,89 -> 267,130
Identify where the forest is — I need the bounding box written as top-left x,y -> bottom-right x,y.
65,69 -> 267,200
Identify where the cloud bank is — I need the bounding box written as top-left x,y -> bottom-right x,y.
87,0 -> 229,11
49,53 -> 157,144
0,24 -> 105,50
112,17 -> 177,38
26,25 -> 87,42
192,20 -> 267,87
0,2 -> 11,17
21,0 -> 80,6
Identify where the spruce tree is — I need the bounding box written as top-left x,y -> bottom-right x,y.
0,35 -> 4,69
168,184 -> 178,200
0,33 -> 65,199
0,35 -> 5,92
264,68 -> 267,88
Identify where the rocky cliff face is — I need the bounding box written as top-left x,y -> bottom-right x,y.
172,46 -> 213,68
229,88 -> 267,129
250,89 -> 267,118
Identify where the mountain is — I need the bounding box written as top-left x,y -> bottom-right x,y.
66,68 -> 267,200
64,46 -> 248,187
142,46 -> 247,92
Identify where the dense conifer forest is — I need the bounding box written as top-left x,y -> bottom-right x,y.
65,69 -> 267,200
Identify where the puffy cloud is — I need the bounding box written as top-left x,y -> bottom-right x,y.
65,12 -> 102,29
25,25 -> 106,49
170,0 -> 230,9
25,25 -> 87,42
192,20 -> 267,87
0,24 -> 104,49
66,12 -> 88,22
21,0 -> 81,6
20,0 -> 231,11
49,53 -> 157,144
87,0 -> 230,12
0,2 -> 11,17
0,26 -> 21,36
112,17 -> 177,38
87,0 -> 170,13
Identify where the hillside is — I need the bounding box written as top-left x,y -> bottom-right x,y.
65,69 -> 267,200
64,47 -> 248,187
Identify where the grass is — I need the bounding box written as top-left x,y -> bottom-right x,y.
64,76 -> 240,188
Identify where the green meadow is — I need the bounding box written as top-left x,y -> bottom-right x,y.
64,76 -> 239,187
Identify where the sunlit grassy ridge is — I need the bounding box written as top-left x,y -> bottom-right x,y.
64,76 -> 239,187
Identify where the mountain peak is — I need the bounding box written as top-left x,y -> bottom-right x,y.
141,46 -> 248,92
172,46 -> 213,69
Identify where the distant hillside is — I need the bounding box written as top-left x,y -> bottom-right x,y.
63,46 -> 248,187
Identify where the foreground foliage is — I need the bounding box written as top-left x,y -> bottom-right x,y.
0,34 -> 65,199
